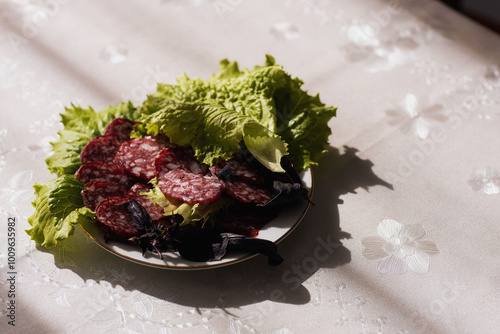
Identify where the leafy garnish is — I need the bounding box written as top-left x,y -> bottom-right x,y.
172,228 -> 283,266
47,175 -> 86,218
117,200 -> 283,264
140,102 -> 288,172
26,175 -> 93,248
142,54 -> 335,172
117,199 -> 170,257
173,196 -> 234,227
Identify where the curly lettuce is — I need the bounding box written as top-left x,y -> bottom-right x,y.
140,102 -> 288,172
26,175 -> 94,248
142,54 -> 336,171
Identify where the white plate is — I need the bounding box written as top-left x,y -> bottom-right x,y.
79,169 -> 313,270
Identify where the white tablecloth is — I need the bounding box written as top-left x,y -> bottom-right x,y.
1,0 -> 500,333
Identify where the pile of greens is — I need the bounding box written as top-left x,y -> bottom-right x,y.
26,55 -> 336,254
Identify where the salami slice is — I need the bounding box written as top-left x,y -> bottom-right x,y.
212,159 -> 265,184
128,183 -> 165,221
215,215 -> 260,237
80,136 -> 121,164
221,180 -> 273,205
172,146 -> 207,174
155,146 -> 207,177
81,181 -> 128,211
155,149 -> 183,178
75,162 -> 132,188
215,205 -> 278,237
114,138 -> 165,181
158,169 -> 223,204
104,118 -> 137,143
95,197 -> 139,238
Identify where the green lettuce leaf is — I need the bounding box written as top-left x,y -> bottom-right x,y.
274,85 -> 337,169
144,58 -> 285,133
26,175 -> 94,248
142,55 -> 335,171
174,197 -> 233,227
140,102 -> 288,172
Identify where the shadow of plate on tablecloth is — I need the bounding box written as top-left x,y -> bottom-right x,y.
34,145 -> 392,311
232,145 -> 394,306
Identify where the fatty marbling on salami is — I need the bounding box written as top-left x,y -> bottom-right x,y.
155,147 -> 207,178
220,179 -> 273,205
104,118 -> 137,143
154,148 -> 184,178
211,158 -> 265,184
75,161 -> 132,188
114,138 -> 165,181
157,169 -> 223,204
79,136 -> 121,164
171,146 -> 207,174
95,197 -> 139,238
81,181 -> 128,211
210,158 -> 273,205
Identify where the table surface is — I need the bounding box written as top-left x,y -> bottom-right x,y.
1,1 -> 500,333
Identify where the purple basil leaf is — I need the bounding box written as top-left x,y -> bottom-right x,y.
224,233 -> 283,266
172,228 -> 283,265
173,228 -> 225,262
260,180 -> 308,208
116,199 -> 154,232
279,156 -> 303,185
215,164 -> 233,181
117,199 -> 173,257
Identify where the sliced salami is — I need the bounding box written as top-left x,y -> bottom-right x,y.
145,134 -> 173,148
81,181 -> 128,211
103,133 -> 124,143
212,158 -> 265,184
217,219 -> 260,238
154,146 -> 207,177
114,138 -> 165,181
215,205 -> 278,237
128,183 -> 165,221
221,180 -> 273,205
80,136 -> 121,164
155,149 -> 183,178
104,118 -> 137,143
95,197 -> 139,238
172,146 -> 207,175
75,162 -> 132,188
158,169 -> 223,204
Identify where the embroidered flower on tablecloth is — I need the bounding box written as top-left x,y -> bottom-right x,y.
283,0 -> 339,26
385,93 -> 446,139
361,219 -> 439,274
467,167 -> 500,195
474,66 -> 500,119
340,24 -> 414,72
